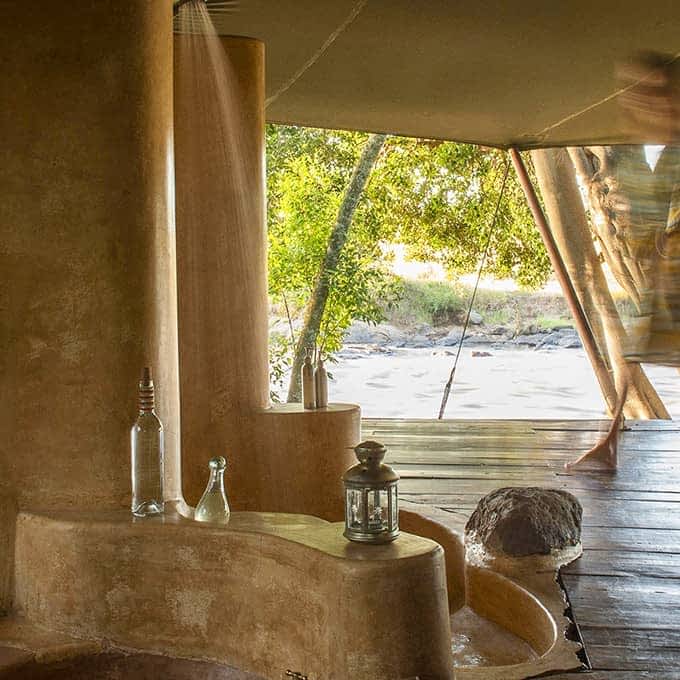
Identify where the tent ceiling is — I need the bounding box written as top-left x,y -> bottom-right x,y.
211,0 -> 680,149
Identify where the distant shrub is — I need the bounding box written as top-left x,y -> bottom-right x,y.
381,277 -> 578,332
385,279 -> 465,327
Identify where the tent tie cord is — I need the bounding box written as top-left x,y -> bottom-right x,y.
437,156 -> 511,420
529,50 -> 680,144
265,0 -> 368,109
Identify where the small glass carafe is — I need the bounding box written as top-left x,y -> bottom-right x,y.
194,456 -> 230,524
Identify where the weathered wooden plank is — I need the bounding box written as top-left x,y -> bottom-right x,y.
532,420 -> 680,432
399,476 -> 680,494
397,466 -> 568,479
365,416 -> 680,426
402,489 -> 680,504
387,449 -> 680,464
366,422 -> 680,454
579,527 -> 680,554
578,499 -> 680,530
408,497 -> 680,531
372,425 -> 680,440
563,551 -> 680,579
377,432 -> 602,447
563,575 -> 680,630
548,672 -> 680,679
363,417 -> 680,433
394,463 -> 680,482
580,627 -> 680,670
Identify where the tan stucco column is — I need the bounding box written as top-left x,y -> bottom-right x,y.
174,36 -> 270,505
0,1 -> 181,513
174,36 -> 360,515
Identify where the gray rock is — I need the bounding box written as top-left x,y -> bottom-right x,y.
469,310 -> 483,325
537,331 -> 562,347
465,334 -> 496,345
437,327 -> 464,347
405,334 -> 434,348
513,333 -> 545,347
380,324 -> 408,347
534,329 -> 582,349
557,333 -> 582,349
465,486 -> 583,557
414,322 -> 434,337
343,321 -> 407,346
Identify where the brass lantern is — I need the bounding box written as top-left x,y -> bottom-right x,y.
343,440 -> 399,544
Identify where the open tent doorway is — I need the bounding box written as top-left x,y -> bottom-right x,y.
267,127 -> 679,420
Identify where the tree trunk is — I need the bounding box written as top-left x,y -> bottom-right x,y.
531,148 -> 669,419
512,149 -> 619,415
286,133 -> 387,402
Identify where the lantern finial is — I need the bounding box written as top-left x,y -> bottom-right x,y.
354,440 -> 387,466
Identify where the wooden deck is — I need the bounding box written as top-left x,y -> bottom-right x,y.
363,418 -> 680,679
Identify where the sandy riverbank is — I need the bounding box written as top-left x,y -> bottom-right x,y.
318,345 -> 680,420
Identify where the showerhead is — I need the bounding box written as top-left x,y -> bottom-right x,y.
173,0 -> 205,16
173,0 -> 238,17
173,0 -> 239,34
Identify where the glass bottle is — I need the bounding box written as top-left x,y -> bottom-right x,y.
302,347 -> 316,409
194,456 -> 230,524
314,356 -> 328,408
130,367 -> 164,517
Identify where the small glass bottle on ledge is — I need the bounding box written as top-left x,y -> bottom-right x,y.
130,367 -> 164,517
194,456 -> 230,524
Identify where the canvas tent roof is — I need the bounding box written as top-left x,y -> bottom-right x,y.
210,0 -> 680,149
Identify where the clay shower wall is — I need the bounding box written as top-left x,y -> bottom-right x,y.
174,36 -> 270,505
0,1 -> 180,511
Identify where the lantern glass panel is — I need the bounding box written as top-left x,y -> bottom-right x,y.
367,488 -> 389,531
390,485 -> 399,530
346,488 -> 365,531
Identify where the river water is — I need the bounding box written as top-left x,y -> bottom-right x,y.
324,346 -> 680,419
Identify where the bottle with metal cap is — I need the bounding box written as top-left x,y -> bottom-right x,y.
130,367 -> 164,517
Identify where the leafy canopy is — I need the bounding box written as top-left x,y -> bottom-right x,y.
266,125 -> 549,392
267,126 -> 400,357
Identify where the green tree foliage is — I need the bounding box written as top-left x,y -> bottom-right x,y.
266,125 -> 550,396
267,127 -> 399,356
285,133 -> 388,402
366,139 -> 550,287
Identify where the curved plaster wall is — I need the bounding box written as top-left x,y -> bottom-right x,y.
251,404 -> 360,520
399,510 -> 582,680
13,511 -> 454,680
